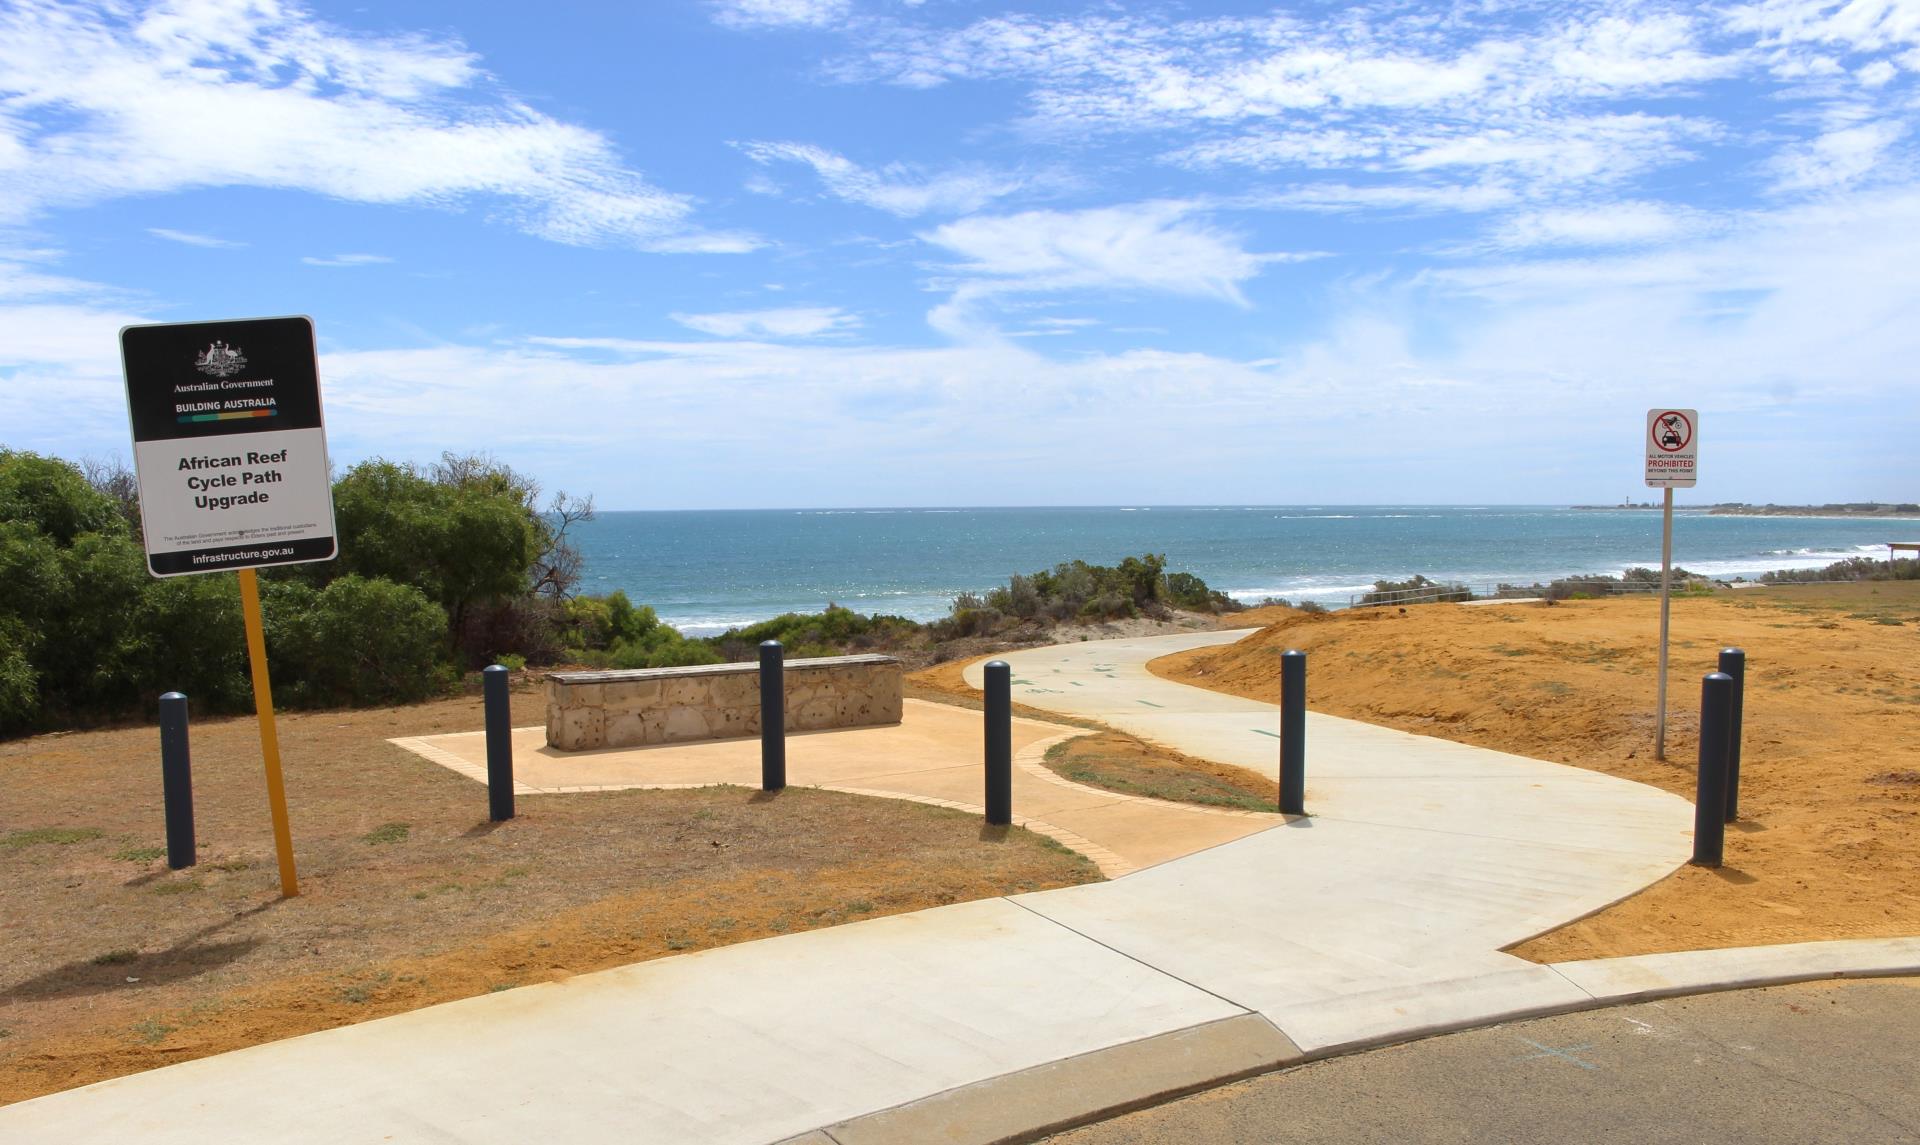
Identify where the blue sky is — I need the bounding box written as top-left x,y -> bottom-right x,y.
3,0 -> 1917,509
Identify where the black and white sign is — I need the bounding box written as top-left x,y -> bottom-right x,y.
121,316 -> 337,577
1645,408 -> 1699,489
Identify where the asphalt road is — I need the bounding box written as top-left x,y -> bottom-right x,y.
1048,979 -> 1920,1145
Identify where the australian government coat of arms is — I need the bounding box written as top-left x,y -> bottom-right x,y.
194,340 -> 248,378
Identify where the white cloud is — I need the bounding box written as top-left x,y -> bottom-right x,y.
1541,13 -> 1743,94
1857,58 -> 1899,86
737,141 -> 1027,216
1252,182 -> 1518,214
1770,120 -> 1906,190
713,0 -> 851,31
0,0 -> 753,253
1491,202 -> 1706,249
1180,113 -> 1713,199
827,7 -> 1743,218
301,253 -> 394,267
148,227 -> 245,248
1727,0 -> 1920,55
668,306 -> 861,338
916,201 -> 1302,340
1403,114 -> 1715,185
921,202 -> 1273,302
843,8 -> 1739,118
0,256 -> 126,302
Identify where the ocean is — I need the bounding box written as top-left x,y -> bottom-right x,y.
566,506 -> 1913,636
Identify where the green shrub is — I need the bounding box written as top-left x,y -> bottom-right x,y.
1760,556 -> 1918,584
1360,575 -> 1474,606
273,576 -> 452,706
714,604 -> 921,659
608,635 -> 723,670
957,554 -> 1239,628
0,619 -> 35,730
0,452 -> 150,731
0,451 -> 123,545
136,572 -> 250,712
319,455 -> 555,663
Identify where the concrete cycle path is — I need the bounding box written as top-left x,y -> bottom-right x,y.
2,629 -> 1708,1145
961,630 -> 1698,1052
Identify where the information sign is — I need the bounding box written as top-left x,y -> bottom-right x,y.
121,316 -> 336,577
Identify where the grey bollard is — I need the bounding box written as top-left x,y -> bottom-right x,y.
483,665 -> 514,822
1280,650 -> 1306,815
159,692 -> 195,869
1692,672 -> 1734,868
1718,648 -> 1746,823
760,641 -> 786,792
984,661 -> 1011,825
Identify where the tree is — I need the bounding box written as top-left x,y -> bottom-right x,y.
0,451 -> 148,731
323,455 -> 546,641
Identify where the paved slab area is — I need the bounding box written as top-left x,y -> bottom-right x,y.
1048,978 -> 1920,1144
2,629 -> 1772,1145
392,697 -> 1279,876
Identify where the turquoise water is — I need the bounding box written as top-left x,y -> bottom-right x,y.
567,506 -> 1912,635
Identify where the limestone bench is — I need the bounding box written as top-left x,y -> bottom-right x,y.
546,654 -> 903,751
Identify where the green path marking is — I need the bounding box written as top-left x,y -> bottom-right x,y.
1012,678 -> 1033,685
1136,699 -> 1164,708
1070,681 -> 1083,686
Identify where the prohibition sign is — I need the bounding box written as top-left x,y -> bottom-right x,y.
1650,410 -> 1693,453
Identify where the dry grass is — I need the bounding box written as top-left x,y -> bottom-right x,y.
1043,733 -> 1277,812
0,674 -> 1098,1104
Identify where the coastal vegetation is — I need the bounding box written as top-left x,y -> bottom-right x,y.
0,443 -> 1247,732
1574,501 -> 1920,517
1359,574 -> 1474,605
0,448 -> 584,733
936,553 -> 1243,639
1755,555 -> 1919,584
1705,502 -> 1920,517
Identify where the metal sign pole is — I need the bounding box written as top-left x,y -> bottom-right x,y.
238,567 -> 299,897
1644,407 -> 1696,762
1655,486 -> 1674,760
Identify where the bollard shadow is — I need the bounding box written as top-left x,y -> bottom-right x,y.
0,900 -> 279,1004
462,819 -> 508,838
748,789 -> 783,804
1730,819 -> 1766,834
978,824 -> 1011,843
1711,866 -> 1759,885
1279,812 -> 1314,827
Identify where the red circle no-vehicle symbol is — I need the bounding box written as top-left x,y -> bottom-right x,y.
1651,411 -> 1692,453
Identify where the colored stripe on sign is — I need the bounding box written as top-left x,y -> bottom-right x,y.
176,409 -> 278,424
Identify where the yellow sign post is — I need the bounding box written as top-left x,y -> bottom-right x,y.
237,567 -> 299,897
